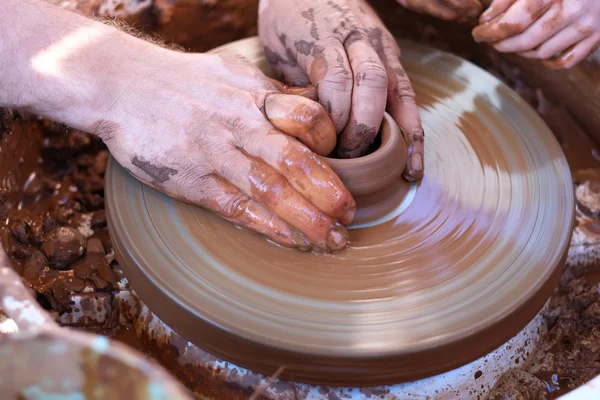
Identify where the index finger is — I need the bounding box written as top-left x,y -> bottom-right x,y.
337,29 -> 388,158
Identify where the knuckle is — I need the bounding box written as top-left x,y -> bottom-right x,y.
260,171 -> 288,192
172,171 -> 211,199
355,60 -> 388,89
321,65 -> 354,91
565,0 -> 585,18
576,21 -> 595,36
221,196 -> 252,219
393,77 -> 417,101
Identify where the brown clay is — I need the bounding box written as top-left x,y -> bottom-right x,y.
324,112 -> 408,198
105,38 -> 574,386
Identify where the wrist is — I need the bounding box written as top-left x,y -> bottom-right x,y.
0,0 -> 174,142
38,29 -> 172,142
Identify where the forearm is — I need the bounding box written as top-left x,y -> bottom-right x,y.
0,0 -> 166,133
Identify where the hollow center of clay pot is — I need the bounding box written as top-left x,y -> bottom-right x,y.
327,131 -> 383,160
323,113 -> 408,198
321,113 -> 414,228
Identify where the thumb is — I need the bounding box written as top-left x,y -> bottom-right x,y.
264,94 -> 337,157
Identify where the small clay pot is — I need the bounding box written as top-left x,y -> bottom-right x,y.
324,113 -> 408,198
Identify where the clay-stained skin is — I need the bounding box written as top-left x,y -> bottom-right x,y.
473,19 -> 526,43
131,156 -> 178,188
265,94 -> 337,156
247,160 -> 349,251
335,119 -> 377,157
474,0 -> 600,69
258,0 -> 425,180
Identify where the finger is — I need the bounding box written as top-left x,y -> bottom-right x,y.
519,25 -> 587,60
337,31 -> 388,158
399,0 -> 460,21
241,124 -> 356,225
439,0 -> 482,19
215,149 -> 349,251
472,0 -> 552,43
300,39 -> 353,133
266,78 -> 319,101
480,0 -> 516,23
543,33 -> 600,69
198,175 -> 313,250
264,93 -> 337,156
492,4 -> 571,53
381,41 -> 424,181
262,44 -> 311,87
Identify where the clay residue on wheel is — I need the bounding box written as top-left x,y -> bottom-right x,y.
490,177 -> 600,399
0,116 -> 120,313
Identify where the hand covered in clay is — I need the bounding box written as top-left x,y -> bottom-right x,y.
258,0 -> 424,180
396,0 -> 482,21
473,0 -> 600,68
107,53 -> 355,252
0,0 -> 355,252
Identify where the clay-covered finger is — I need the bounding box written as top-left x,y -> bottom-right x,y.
519,25 -> 587,60
383,47 -> 424,181
241,125 -> 356,225
198,175 -> 312,250
479,0 -> 517,23
301,39 -> 353,133
543,33 -> 600,69
266,78 -> 319,101
439,0 -> 482,19
215,149 -> 349,251
337,34 -> 388,158
399,0 -> 460,21
473,0 -> 552,43
264,94 -> 336,156
492,4 -> 569,53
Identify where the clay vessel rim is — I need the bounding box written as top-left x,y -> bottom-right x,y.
324,113 -> 396,167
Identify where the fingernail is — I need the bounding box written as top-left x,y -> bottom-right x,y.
328,224 -> 349,250
341,201 -> 356,226
411,153 -> 423,173
403,152 -> 424,182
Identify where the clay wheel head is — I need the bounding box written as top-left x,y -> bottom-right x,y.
105,37 -> 574,386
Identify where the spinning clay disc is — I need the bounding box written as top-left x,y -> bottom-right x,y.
105,37 -> 575,386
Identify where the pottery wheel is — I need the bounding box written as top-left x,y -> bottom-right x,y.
105,38 -> 574,386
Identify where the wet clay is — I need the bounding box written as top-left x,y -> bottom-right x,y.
104,38 -> 574,386
0,116 -> 119,313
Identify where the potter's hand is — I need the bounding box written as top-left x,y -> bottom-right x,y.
396,0 -> 482,21
258,0 -> 424,180
109,54 -> 356,252
0,0 -> 355,251
473,0 -> 600,68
